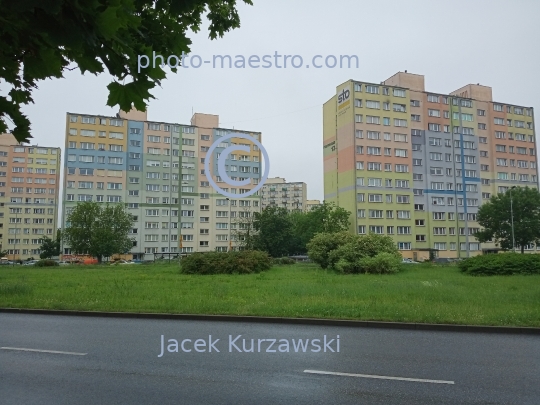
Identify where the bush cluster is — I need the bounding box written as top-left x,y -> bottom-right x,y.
35,259 -> 59,267
180,250 -> 272,275
273,257 -> 296,265
459,253 -> 540,276
307,232 -> 402,274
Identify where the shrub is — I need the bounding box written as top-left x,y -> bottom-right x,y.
308,232 -> 401,274
273,257 -> 296,265
180,250 -> 272,275
307,231 -> 357,269
459,253 -> 540,276
35,259 -> 59,267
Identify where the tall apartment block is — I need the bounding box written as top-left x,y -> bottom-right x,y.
260,177 -> 307,212
62,110 -> 262,260
0,134 -> 61,260
324,72 -> 537,259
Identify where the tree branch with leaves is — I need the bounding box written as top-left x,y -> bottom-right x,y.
0,0 -> 252,142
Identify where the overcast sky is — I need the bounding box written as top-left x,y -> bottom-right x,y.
18,0 -> 540,202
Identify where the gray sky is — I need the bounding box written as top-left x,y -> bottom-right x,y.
18,0 -> 540,202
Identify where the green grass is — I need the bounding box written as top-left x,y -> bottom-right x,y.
0,262 -> 539,327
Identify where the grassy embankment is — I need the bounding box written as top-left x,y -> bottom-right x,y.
1,262 -> 539,327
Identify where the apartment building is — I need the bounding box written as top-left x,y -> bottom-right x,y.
305,199 -> 322,211
324,72 -> 537,259
260,177 -> 307,212
62,110 -> 262,260
0,134 -> 61,260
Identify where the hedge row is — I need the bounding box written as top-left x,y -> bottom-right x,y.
459,253 -> 540,276
180,250 -> 272,275
35,259 -> 59,267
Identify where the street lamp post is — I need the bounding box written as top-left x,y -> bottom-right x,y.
226,198 -> 232,251
510,186 -> 516,252
13,211 -> 18,266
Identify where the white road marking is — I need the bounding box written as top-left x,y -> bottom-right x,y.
1,347 -> 87,356
304,369 -> 454,385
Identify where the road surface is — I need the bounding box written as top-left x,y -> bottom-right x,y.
1,313 -> 539,404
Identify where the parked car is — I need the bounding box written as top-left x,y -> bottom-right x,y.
0,260 -> 15,265
117,260 -> 136,265
434,258 -> 453,264
57,261 -> 70,266
402,258 -> 419,264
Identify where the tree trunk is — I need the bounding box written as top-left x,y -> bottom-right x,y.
97,255 -> 102,264
521,246 -> 525,254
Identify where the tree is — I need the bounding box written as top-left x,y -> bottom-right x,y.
290,201 -> 351,254
253,206 -> 293,258
232,207 -> 257,251
1,0 -> 252,142
63,202 -> 135,263
39,236 -> 60,259
476,186 -> 540,253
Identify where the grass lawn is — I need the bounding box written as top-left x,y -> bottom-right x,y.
1,262 -> 539,327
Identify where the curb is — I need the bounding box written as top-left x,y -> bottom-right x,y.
1,308 -> 539,335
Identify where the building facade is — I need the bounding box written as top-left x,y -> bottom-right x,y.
260,177 -> 307,212
0,134 -> 61,260
324,72 -> 538,259
305,199 -> 322,211
62,110 -> 262,260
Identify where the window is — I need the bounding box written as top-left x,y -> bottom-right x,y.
395,149 -> 407,158
393,88 -> 406,97
367,131 -> 380,140
430,152 -> 442,161
410,100 -> 420,107
428,109 -> 440,117
365,85 -> 379,94
369,209 -> 383,219
394,119 -> 407,127
395,164 -> 408,173
397,227 -> 411,235
395,180 -> 409,188
368,194 -> 382,202
433,227 -> 446,235
494,117 -> 505,125
355,130 -> 364,139
394,133 -> 407,142
427,95 -> 439,103
355,114 -> 363,123
396,195 -> 409,204
367,162 -> 381,171
366,116 -> 380,124
397,210 -> 410,219
393,103 -> 406,112
428,123 -> 440,132
76,155 -> 93,163
413,158 -> 422,166
108,157 -> 123,165
366,100 -> 380,109
367,147 -> 381,155
429,137 -> 441,146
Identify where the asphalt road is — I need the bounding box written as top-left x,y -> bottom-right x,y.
1,314 -> 539,404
